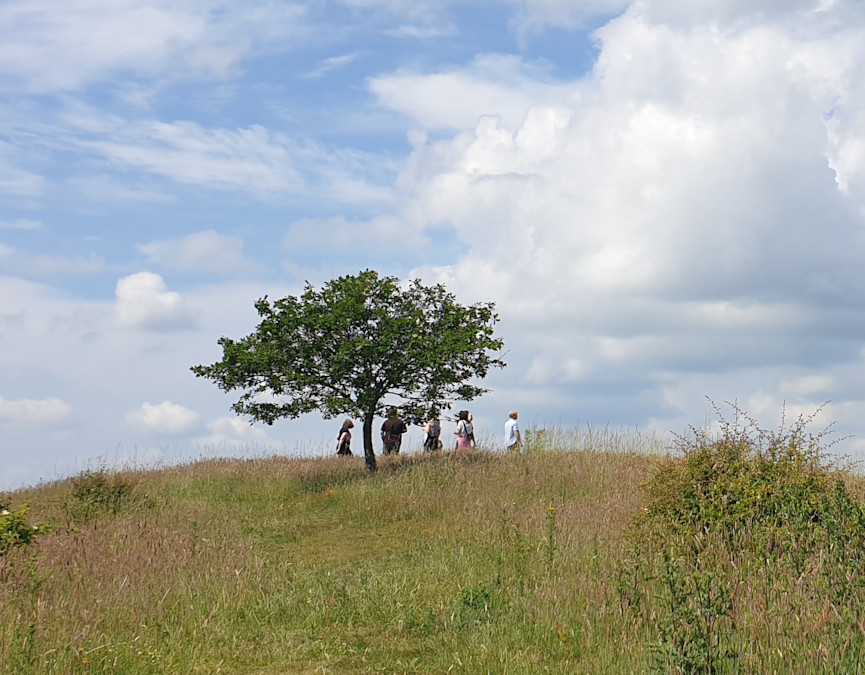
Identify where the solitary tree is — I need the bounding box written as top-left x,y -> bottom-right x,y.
191,270 -> 505,472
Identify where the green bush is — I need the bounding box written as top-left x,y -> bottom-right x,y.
65,470 -> 137,523
0,501 -> 41,555
619,403 -> 865,673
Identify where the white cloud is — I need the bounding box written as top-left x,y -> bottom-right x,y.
7,0 -> 865,487
125,400 -> 201,434
780,375 -> 835,397
0,395 -> 72,425
0,219 -> 42,231
87,121 -> 304,196
370,54 -> 578,131
0,0 -> 308,93
38,113 -> 396,205
114,272 -> 200,331
139,230 -> 262,274
0,144 -> 45,196
0,246 -> 104,277
194,416 -> 279,451
65,175 -> 174,204
284,214 -> 420,253
304,53 -> 359,79
505,0 -> 631,38
367,1 -> 865,449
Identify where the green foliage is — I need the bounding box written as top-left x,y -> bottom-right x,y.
192,269 -> 505,470
619,402 -> 865,673
65,470 -> 137,523
0,501 -> 41,555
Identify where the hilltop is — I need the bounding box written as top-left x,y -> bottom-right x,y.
3,421 -> 865,673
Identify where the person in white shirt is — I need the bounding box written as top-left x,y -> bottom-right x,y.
455,410 -> 474,449
505,410 -> 521,453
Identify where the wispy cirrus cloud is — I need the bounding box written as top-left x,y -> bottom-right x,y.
0,219 -> 42,231
0,245 -> 104,277
37,112 -> 397,205
304,53 -> 360,79
0,0 -> 309,93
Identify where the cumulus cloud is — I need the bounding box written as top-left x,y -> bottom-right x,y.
362,0 -> 865,440
139,230 -> 262,274
125,400 -> 200,434
0,395 -> 72,425
194,416 -> 279,451
114,272 -> 200,331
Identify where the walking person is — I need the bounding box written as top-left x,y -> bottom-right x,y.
381,407 -> 408,455
505,410 -> 521,453
336,419 -> 354,456
423,414 -> 441,452
455,410 -> 474,450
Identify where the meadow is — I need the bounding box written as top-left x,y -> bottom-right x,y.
3,415 -> 865,674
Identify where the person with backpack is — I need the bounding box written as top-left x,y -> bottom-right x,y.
454,410 -> 474,449
380,408 -> 408,455
336,419 -> 354,456
423,414 -> 441,452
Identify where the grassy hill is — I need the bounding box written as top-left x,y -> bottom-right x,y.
3,419 -> 865,673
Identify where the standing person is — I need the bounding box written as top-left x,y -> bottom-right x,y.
455,410 -> 474,449
380,407 -> 408,455
423,414 -> 441,452
336,419 -> 354,456
505,410 -> 521,453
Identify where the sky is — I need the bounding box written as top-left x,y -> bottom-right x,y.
3,0 -> 865,489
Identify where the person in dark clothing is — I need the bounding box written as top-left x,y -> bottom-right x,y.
380,408 -> 408,455
336,419 -> 354,456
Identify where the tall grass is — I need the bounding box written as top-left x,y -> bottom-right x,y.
2,415 -> 863,673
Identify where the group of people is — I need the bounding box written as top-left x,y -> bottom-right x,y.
335,408 -> 522,456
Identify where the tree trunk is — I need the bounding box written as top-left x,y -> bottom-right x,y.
362,411 -> 377,473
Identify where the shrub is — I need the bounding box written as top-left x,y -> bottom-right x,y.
65,470 -> 137,523
618,402 -> 865,672
0,501 -> 40,555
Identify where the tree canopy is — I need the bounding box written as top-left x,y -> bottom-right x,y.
191,270 -> 505,471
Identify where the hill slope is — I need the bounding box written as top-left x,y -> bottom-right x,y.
4,422 -> 865,673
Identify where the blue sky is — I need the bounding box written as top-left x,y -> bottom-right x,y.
4,0 -> 865,488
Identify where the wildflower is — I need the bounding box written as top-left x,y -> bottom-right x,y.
1,509 -> 9,515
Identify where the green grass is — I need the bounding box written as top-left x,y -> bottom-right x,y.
3,415 -> 865,673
